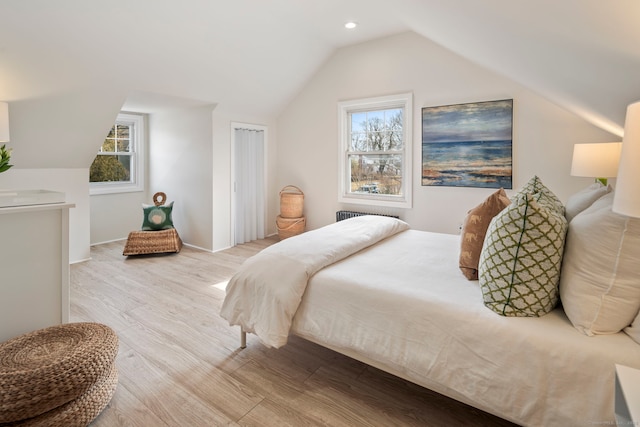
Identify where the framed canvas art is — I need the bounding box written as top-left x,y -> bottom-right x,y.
422,99 -> 513,188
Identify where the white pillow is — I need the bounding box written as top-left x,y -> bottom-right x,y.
559,193 -> 640,335
564,182 -> 611,222
624,309 -> 640,345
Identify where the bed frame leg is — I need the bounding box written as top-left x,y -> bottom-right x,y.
240,328 -> 247,349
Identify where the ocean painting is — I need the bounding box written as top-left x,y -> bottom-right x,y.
422,99 -> 513,188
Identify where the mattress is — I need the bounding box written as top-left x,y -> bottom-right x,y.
290,230 -> 640,426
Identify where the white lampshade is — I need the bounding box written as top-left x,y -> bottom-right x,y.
571,142 -> 622,179
0,102 -> 9,142
613,101 -> 640,217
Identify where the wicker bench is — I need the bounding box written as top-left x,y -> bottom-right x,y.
0,322 -> 119,426
123,228 -> 182,256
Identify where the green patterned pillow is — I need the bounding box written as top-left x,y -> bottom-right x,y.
514,175 -> 564,215
141,202 -> 174,231
478,193 -> 568,317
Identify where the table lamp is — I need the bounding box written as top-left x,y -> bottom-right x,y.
571,142 -> 622,186
613,101 -> 640,217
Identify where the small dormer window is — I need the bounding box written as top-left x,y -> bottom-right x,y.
90,112 -> 145,195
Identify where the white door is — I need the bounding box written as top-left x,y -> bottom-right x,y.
232,123 -> 266,245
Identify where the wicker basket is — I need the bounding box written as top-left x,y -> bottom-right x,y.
279,185 -> 304,218
123,228 -> 182,256
276,215 -> 306,240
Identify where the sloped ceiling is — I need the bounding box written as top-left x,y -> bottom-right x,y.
1,0 -> 638,136
400,0 -> 640,137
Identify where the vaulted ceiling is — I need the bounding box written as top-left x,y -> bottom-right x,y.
1,0 -> 639,136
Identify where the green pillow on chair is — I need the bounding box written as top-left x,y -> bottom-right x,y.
141,202 -> 174,230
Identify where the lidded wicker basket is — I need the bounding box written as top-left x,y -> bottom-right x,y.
279,185 -> 304,218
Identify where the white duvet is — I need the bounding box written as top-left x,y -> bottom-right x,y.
220,215 -> 409,348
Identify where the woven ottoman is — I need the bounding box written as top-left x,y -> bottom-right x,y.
0,323 -> 119,426
123,228 -> 183,256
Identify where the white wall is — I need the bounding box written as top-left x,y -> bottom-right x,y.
90,191 -> 149,245
211,113 -> 233,250
8,89 -> 126,169
0,168 -> 90,263
149,105 -> 216,251
275,32 -> 616,235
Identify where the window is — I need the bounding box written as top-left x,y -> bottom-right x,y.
338,93 -> 412,208
90,113 -> 145,195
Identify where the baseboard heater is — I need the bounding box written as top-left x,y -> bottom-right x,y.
336,210 -> 400,222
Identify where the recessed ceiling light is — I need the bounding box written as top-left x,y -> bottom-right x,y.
345,22 -> 357,30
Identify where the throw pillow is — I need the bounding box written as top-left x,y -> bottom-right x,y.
624,309 -> 640,345
564,182 -> 611,223
478,192 -> 568,317
514,175 -> 565,215
559,193 -> 640,335
459,188 -> 511,280
142,201 -> 174,231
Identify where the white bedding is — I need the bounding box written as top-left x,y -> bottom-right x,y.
220,215 -> 409,347
289,230 -> 640,427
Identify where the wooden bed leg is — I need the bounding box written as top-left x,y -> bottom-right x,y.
240,328 -> 247,349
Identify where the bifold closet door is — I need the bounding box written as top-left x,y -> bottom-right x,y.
233,127 -> 265,245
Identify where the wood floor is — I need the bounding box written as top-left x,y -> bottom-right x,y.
71,238 -> 518,427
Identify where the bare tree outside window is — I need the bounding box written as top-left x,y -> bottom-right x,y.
349,108 -> 404,196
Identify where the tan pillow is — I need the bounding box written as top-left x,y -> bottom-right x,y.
559,193 -> 640,335
459,188 -> 511,280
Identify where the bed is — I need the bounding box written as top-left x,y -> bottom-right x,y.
220,192 -> 640,426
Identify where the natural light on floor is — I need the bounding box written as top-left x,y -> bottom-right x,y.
212,280 -> 228,292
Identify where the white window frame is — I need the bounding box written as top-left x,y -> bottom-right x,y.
338,92 -> 413,208
90,112 -> 145,195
